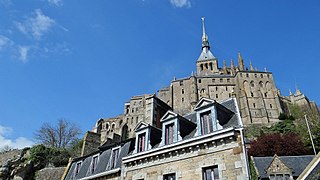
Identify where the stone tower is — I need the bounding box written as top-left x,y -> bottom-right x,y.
157,17 -> 284,125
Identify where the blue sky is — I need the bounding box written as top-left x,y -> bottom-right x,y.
0,0 -> 319,149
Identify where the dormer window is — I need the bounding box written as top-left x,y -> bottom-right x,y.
200,111 -> 213,135
137,133 -> 146,152
91,155 -> 99,174
74,161 -> 82,177
110,148 -> 119,169
165,123 -> 174,145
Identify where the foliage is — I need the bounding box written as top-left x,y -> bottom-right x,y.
67,138 -> 83,158
278,113 -> 295,120
248,133 -> 307,156
29,144 -> 71,168
34,119 -> 81,148
269,120 -> 296,134
249,157 -> 258,180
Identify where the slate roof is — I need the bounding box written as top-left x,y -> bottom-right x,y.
197,49 -> 216,62
183,98 -> 242,129
253,155 -> 315,179
64,139 -> 135,180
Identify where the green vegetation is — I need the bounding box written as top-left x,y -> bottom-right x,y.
246,104 -> 320,155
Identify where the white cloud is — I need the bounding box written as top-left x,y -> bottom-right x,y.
18,46 -> 30,62
0,35 -> 13,50
48,0 -> 62,6
0,125 -> 33,149
16,9 -> 55,40
170,0 -> 191,8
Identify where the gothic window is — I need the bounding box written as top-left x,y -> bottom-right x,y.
182,89 -> 184,94
91,155 -> 98,174
165,123 -> 174,145
209,62 -> 213,70
163,173 -> 176,180
250,81 -> 255,87
110,148 -> 119,169
202,165 -> 219,180
259,81 -> 264,88
200,111 -> 213,135
137,133 -> 146,152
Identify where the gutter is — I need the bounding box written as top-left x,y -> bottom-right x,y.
79,168 -> 120,180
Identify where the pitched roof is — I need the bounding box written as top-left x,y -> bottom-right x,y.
252,155 -> 315,178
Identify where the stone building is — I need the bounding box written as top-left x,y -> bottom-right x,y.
252,154 -> 315,179
62,97 -> 250,180
157,18 -> 283,125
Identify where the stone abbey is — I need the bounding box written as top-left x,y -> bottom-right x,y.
91,18 -> 318,146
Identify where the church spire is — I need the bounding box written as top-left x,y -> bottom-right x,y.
238,51 -> 244,71
201,17 -> 210,51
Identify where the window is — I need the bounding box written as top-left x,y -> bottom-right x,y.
246,73 -> 249,77
215,86 -> 218,91
240,73 -> 243,77
180,81 -> 183,86
75,162 -> 81,176
137,133 -> 146,152
270,104 -> 273,109
91,155 -> 98,174
253,103 -> 256,108
203,166 -> 219,180
225,86 -> 228,91
200,111 -> 213,135
216,94 -> 218,98
165,123 -> 174,145
212,78 -> 215,82
181,89 -> 184,94
260,74 -> 263,78
255,74 -> 257,78
110,148 -> 119,169
182,98 -> 184,102
227,78 -> 230,82
199,79 -> 202,83
163,173 -> 176,180
219,78 -> 223,82
251,92 -> 254,97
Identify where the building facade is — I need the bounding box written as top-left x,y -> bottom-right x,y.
63,98 -> 250,180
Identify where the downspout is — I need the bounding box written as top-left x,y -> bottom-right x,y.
238,128 -> 250,180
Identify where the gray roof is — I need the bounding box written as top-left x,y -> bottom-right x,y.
253,155 -> 315,178
197,49 -> 216,62
183,98 -> 241,129
64,139 -> 134,180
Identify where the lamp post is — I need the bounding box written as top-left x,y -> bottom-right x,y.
304,114 -> 317,155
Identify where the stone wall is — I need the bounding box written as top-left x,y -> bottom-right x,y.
36,167 -> 66,180
0,149 -> 22,166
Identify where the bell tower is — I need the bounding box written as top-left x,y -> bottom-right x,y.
196,17 -> 219,76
